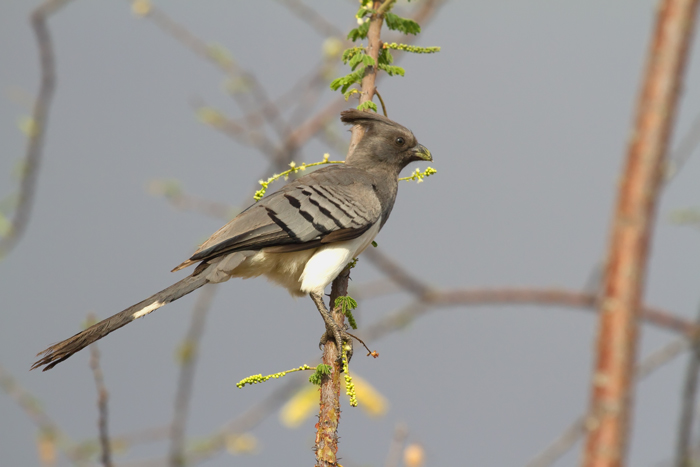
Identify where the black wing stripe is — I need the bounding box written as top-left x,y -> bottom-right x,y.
265,206 -> 300,240
312,186 -> 371,224
305,196 -> 345,229
284,194 -> 332,235
308,186 -> 353,219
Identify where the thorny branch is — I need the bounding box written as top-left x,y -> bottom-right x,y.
583,2 -> 699,466
0,0 -> 74,259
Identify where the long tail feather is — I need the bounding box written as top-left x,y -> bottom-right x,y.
32,274 -> 209,371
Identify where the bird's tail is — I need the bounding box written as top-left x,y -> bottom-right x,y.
31,273 -> 209,371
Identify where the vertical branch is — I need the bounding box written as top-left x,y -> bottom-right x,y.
582,2 -> 699,466
674,307 -> 700,467
168,285 -> 217,467
315,2 -> 391,465
348,0 -> 387,157
0,0 -> 73,259
315,267 -> 350,467
88,329 -> 113,467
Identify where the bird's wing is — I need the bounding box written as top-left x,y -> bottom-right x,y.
172,167 -> 382,271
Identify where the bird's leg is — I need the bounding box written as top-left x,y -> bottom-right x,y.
310,292 -> 352,362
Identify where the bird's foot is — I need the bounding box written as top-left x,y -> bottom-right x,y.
319,325 -> 354,364
310,292 -> 353,364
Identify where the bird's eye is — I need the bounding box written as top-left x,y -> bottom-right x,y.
395,137 -> 405,146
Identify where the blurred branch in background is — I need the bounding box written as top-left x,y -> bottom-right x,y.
88,313 -> 113,467
0,364 -> 81,465
528,335 -> 693,467
0,0 -> 74,260
169,285 -> 217,467
674,306 -> 700,467
583,1 -> 699,465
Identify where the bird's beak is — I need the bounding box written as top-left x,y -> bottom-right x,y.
410,144 -> 433,162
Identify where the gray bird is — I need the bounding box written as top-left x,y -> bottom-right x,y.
32,109 -> 432,371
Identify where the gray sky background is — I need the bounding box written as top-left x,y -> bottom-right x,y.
2,1 -> 700,466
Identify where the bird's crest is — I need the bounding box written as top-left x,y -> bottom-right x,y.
340,109 -> 403,130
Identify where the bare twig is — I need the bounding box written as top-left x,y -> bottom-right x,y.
275,0 -> 344,37
674,306 -> 700,467
384,423 -> 409,467
0,0 -> 74,259
363,248 -> 433,299
0,364 -> 81,464
529,336 -> 692,467
169,285 -> 217,467
665,112 -> 700,183
136,3 -> 290,162
88,317 -> 113,467
375,89 -> 388,117
583,2 -> 699,465
360,288 -> 698,343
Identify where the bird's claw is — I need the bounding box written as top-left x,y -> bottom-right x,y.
318,326 -> 353,364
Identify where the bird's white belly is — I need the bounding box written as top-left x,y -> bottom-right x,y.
204,219 -> 381,297
299,220 -> 381,295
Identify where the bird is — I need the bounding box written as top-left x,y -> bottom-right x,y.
32,109 -> 432,371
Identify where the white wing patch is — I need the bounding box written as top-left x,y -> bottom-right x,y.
299,218 -> 381,295
132,300 -> 165,320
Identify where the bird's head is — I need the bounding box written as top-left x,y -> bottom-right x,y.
341,109 -> 432,172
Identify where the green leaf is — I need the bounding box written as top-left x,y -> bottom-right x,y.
361,54 -> 376,67
356,101 -> 378,112
356,7 -> 373,18
378,64 -> 405,76
384,12 -> 421,35
309,364 -> 332,385
334,296 -> 359,330
378,48 -> 393,65
330,67 -> 365,92
347,21 -> 370,42
348,52 -> 364,70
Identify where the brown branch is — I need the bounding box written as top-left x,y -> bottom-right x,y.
361,288 -> 699,344
88,316 -> 113,467
583,2 -> 699,466
0,0 -> 74,259
316,267 -> 351,467
168,285 -> 217,467
528,336 -> 691,467
347,0 -> 385,158
314,1 -> 400,462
